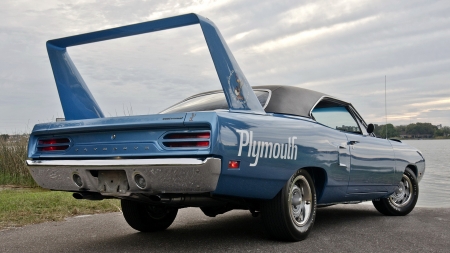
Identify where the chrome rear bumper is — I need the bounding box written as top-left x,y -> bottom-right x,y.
27,158 -> 221,196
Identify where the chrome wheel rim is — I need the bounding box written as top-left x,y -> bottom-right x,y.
289,175 -> 312,227
389,174 -> 413,207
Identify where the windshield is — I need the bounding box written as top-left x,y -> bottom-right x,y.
160,90 -> 270,114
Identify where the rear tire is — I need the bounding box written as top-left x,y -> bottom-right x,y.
261,169 -> 317,241
121,199 -> 178,232
372,168 -> 418,216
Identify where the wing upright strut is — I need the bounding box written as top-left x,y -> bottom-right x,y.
47,13 -> 265,120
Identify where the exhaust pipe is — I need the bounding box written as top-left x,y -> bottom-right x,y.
73,192 -> 104,200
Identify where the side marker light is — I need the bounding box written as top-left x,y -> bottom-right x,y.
228,160 -> 240,169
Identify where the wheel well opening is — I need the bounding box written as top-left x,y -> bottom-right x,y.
407,165 -> 418,178
302,167 -> 327,202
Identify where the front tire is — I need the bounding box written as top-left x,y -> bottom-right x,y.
372,167 -> 418,216
121,199 -> 178,232
261,169 -> 317,241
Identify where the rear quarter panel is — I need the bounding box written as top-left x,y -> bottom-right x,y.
212,111 -> 350,202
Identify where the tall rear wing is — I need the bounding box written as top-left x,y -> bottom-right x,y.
46,13 -> 265,120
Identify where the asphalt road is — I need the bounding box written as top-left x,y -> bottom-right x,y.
1,204 -> 449,252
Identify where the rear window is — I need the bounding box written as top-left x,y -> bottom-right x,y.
160,90 -> 270,114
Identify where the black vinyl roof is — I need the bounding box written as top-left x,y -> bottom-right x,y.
253,85 -> 330,117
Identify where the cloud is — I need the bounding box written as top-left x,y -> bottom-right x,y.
1,0 -> 450,133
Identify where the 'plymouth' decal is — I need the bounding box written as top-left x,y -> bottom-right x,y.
236,130 -> 298,166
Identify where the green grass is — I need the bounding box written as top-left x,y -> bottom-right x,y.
0,188 -> 120,230
0,135 -> 38,187
1,137 -> 121,230
0,173 -> 37,187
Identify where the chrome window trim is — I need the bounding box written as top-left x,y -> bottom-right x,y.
347,105 -> 371,136
310,96 -> 364,134
308,95 -> 348,118
160,89 -> 272,113
159,91 -> 224,114
257,89 -> 272,109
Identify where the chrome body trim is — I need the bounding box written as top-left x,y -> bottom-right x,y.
27,158 -> 221,196
258,89 -> 272,109
159,89 -> 272,114
27,158 -> 208,166
308,95 -> 348,118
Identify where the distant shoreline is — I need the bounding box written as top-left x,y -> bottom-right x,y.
400,138 -> 450,140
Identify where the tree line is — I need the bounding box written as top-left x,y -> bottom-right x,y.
2,123 -> 449,141
373,122 -> 450,139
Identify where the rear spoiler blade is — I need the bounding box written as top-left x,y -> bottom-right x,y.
47,13 -> 265,120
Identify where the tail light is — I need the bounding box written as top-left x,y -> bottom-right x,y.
162,131 -> 210,148
164,132 -> 210,139
163,141 -> 210,148
37,138 -> 70,152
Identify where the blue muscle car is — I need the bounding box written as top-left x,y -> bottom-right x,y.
27,13 -> 425,241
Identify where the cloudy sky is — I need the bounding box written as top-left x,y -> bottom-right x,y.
1,0 -> 449,134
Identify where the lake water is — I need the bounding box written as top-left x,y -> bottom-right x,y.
402,139 -> 450,208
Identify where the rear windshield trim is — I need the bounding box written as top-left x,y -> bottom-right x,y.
160,89 -> 271,114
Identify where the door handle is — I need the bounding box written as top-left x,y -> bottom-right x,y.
348,140 -> 359,145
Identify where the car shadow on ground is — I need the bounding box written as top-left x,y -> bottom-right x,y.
80,204 -> 386,252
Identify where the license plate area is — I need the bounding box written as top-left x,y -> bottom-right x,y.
97,170 -> 129,194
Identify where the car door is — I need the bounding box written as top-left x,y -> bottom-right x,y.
346,106 -> 396,193
312,105 -> 396,194
345,132 -> 396,193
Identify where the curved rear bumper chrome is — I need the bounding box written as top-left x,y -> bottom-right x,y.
27,158 -> 221,196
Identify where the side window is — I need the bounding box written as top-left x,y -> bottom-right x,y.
312,106 -> 361,134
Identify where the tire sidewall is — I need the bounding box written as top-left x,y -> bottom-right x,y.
387,168 -> 418,215
121,199 -> 178,232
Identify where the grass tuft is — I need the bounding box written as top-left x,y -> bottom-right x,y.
0,188 -> 120,230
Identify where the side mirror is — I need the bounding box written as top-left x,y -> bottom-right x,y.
367,123 -> 375,134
